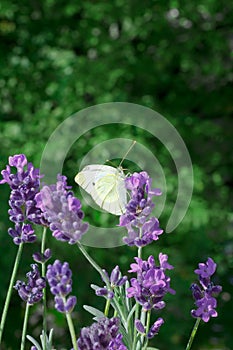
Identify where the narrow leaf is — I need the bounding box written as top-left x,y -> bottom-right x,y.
26,335 -> 42,350
83,305 -> 105,318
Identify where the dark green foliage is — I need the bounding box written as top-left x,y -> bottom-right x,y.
0,1 -> 232,349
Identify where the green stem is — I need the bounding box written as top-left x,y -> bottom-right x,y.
66,312 -> 78,350
140,310 -> 146,346
76,242 -> 111,289
41,227 -> 47,346
104,298 -> 111,317
145,309 -> 151,335
138,246 -> 142,259
0,242 -> 24,344
20,302 -> 30,350
143,310 -> 151,350
185,318 -> 201,350
77,242 -> 127,327
132,244 -> 143,350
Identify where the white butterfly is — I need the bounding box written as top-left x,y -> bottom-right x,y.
74,164 -> 127,215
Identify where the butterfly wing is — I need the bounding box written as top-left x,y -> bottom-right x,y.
75,164 -> 127,215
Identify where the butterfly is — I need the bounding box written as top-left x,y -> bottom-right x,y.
74,164 -> 127,215
74,141 -> 136,215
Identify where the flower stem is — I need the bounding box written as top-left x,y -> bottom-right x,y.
145,310 -> 151,334
20,302 -> 30,350
41,227 -> 47,346
76,242 -> 110,289
77,242 -> 127,327
132,245 -> 143,350
185,317 -> 201,350
138,246 -> 142,259
104,298 -> 111,317
142,310 -> 151,349
0,242 -> 24,344
66,312 -> 78,350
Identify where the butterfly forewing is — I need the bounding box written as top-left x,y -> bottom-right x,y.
75,164 -> 127,215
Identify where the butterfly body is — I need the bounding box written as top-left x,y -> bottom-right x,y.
75,164 -> 127,215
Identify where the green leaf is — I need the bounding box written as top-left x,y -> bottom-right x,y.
26,335 -> 42,350
126,303 -> 136,326
83,305 -> 105,318
90,283 -> 101,291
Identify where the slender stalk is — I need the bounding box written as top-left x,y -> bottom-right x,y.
66,312 -> 78,350
41,227 -> 47,347
142,310 -> 151,350
138,246 -> 142,259
20,302 -> 30,350
77,242 -> 127,326
0,242 -> 24,344
104,298 -> 111,317
185,317 -> 201,350
140,310 -> 147,346
76,242 -> 111,289
145,309 -> 151,335
132,244 -> 143,350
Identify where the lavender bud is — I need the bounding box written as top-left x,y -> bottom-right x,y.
135,319 -> 145,333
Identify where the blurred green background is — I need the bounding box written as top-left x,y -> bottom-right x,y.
0,1 -> 232,349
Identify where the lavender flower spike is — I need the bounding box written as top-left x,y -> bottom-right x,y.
127,253 -> 175,310
0,154 -> 45,244
36,175 -> 88,244
46,260 -> 76,313
14,264 -> 46,305
191,257 -> 222,322
119,171 -> 163,247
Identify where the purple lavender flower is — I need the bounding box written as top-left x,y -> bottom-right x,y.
76,317 -> 127,350
96,265 -> 127,299
147,317 -> 164,339
35,175 -> 88,244
135,319 -> 145,334
8,223 -> 36,245
119,171 -> 163,247
108,333 -> 127,350
46,260 -> 77,313
127,253 -> 175,310
135,315 -> 164,339
14,264 -> 46,305
33,248 -> 52,264
191,257 -> 222,322
0,154 -> 45,244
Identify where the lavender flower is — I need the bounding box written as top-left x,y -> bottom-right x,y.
8,223 -> 36,245
46,260 -> 77,313
147,317 -> 164,339
127,253 -> 175,310
191,257 -> 222,322
35,175 -> 88,244
33,248 -> 52,264
0,154 -> 45,244
96,265 -> 127,299
119,171 -> 163,247
135,319 -> 145,334
76,317 -> 127,350
135,317 -> 164,339
14,264 -> 46,305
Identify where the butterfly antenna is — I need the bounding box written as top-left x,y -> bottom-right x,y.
119,140 -> 136,167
